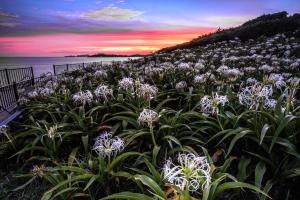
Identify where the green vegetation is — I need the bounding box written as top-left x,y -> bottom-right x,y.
1,13 -> 300,200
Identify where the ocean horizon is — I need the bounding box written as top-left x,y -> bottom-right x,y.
0,56 -> 138,77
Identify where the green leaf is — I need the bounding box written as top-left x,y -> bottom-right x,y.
134,175 -> 166,199
255,162 -> 266,188
214,182 -> 270,199
260,124 -> 271,145
237,156 -> 251,181
100,192 -> 154,200
108,152 -> 144,171
42,174 -> 93,200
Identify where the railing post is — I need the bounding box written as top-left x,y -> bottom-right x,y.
5,68 -> 10,85
53,65 -> 56,75
13,81 -> 19,106
30,66 -> 35,86
66,64 -> 69,72
83,63 -> 84,68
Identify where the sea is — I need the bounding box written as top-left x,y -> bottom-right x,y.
0,57 -> 138,77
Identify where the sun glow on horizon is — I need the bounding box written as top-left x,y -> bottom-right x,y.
0,28 -> 216,56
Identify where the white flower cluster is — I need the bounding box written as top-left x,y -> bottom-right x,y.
194,72 -> 215,84
28,87 -> 55,98
238,83 -> 276,110
138,109 -> 160,127
163,153 -> 211,192
72,90 -> 93,105
118,77 -> 135,93
94,84 -> 113,102
266,73 -> 286,89
94,70 -> 108,79
175,81 -> 187,91
200,93 -> 228,115
137,83 -> 158,101
92,132 -> 124,158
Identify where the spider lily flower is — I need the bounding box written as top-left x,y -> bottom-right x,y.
40,87 -> 55,96
94,70 -> 108,79
177,63 -> 191,71
72,90 -> 93,105
163,153 -> 211,192
118,77 -> 135,93
259,64 -> 274,73
246,77 -> 258,85
92,132 -> 124,158
199,93 -> 228,115
31,165 -> 47,178
45,124 -> 62,141
94,84 -> 113,102
138,109 -> 160,127
0,125 -> 8,135
265,73 -> 286,89
238,83 -> 276,110
194,72 -> 215,84
224,68 -> 243,82
137,84 -> 158,101
175,81 -> 187,91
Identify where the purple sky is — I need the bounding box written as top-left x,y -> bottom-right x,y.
0,0 -> 299,56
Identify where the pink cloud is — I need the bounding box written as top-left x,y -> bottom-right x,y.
0,28 -> 216,56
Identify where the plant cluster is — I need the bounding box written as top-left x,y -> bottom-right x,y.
1,31 -> 300,200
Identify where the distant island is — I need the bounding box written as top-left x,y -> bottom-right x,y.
65,53 -> 145,57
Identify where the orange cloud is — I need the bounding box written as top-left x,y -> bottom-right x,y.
0,28 -> 216,56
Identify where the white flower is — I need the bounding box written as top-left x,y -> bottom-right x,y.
224,68 -> 243,81
92,132 -> 124,158
238,83 -> 274,110
40,87 -> 55,96
75,77 -> 83,84
31,165 -> 47,178
246,77 -> 257,85
28,87 -> 54,98
266,73 -> 286,89
72,90 -> 93,105
137,84 -> 158,101
244,67 -> 256,73
175,81 -> 187,91
118,77 -> 135,93
18,97 -> 29,105
259,64 -> 274,73
194,74 -> 206,84
138,109 -> 160,127
45,124 -> 61,140
264,98 -> 277,109
163,153 -> 211,192
200,93 -> 228,115
194,73 -> 215,84
94,70 -> 108,79
94,84 -> 113,102
28,90 -> 39,98
177,63 -> 191,71
0,125 -> 8,135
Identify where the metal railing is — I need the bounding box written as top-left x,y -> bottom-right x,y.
53,62 -> 104,75
0,61 -> 118,115
0,82 -> 19,113
0,67 -> 34,87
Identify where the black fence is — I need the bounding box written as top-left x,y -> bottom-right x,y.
0,61 -> 115,115
0,67 -> 34,87
0,83 -> 19,112
53,62 -> 104,75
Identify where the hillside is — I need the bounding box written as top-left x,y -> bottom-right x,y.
159,11 -> 300,52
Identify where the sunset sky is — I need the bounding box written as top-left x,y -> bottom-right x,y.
0,0 -> 299,56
